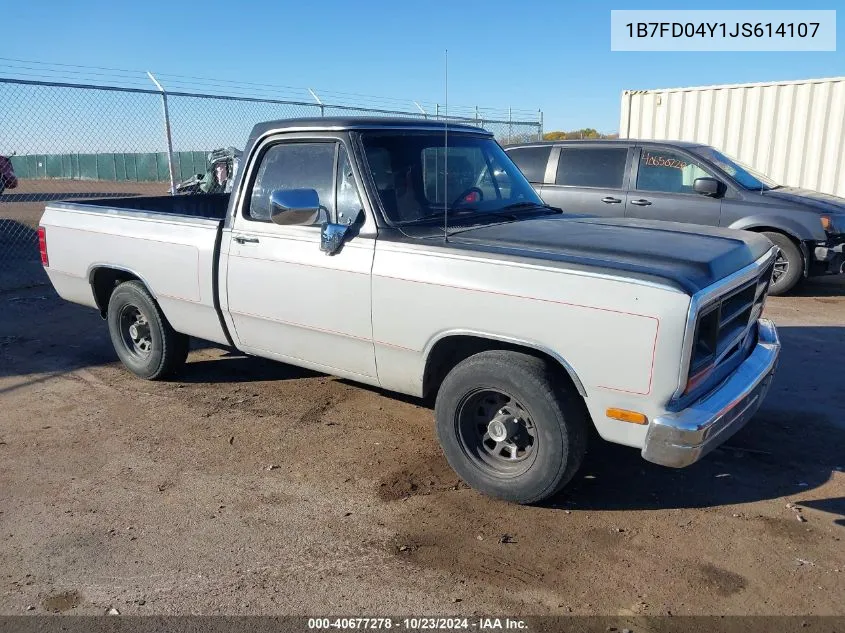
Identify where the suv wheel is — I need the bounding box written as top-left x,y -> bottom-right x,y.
764,232 -> 803,296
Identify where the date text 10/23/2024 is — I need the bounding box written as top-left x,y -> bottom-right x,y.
306,618 -> 529,630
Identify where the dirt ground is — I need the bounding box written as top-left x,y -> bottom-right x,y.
0,273 -> 843,617
0,179 -> 170,291
1,179 -> 167,228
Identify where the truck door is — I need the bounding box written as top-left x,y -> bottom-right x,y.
625,146 -> 722,226
222,135 -> 377,379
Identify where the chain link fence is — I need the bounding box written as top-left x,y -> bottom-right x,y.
0,77 -> 543,291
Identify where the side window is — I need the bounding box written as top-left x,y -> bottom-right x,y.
248,142 -> 335,224
336,146 -> 364,226
637,149 -> 713,194
555,148 -> 627,189
506,146 -> 551,183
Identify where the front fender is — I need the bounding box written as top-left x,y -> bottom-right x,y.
728,213 -> 824,241
422,328 -> 588,397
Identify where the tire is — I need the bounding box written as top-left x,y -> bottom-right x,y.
435,350 -> 588,504
107,280 -> 189,380
763,232 -> 803,296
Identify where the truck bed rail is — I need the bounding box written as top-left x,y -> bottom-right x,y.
51,194 -> 229,221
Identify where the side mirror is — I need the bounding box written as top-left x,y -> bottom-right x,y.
693,177 -> 723,197
270,189 -> 321,225
337,207 -> 364,227
320,222 -> 349,255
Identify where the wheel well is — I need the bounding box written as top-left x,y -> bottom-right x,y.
743,226 -> 807,272
422,335 -> 584,401
744,226 -> 801,246
90,267 -> 143,317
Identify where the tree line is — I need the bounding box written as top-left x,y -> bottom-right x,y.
542,129 -> 618,140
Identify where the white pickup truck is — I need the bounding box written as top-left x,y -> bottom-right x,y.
39,117 -> 781,504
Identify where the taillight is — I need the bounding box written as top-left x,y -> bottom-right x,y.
38,226 -> 48,267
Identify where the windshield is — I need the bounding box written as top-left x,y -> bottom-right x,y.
359,131 -> 546,225
694,147 -> 779,191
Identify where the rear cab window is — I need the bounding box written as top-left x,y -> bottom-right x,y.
555,147 -> 628,189
506,146 -> 552,184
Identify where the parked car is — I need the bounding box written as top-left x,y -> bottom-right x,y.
506,140 -> 845,295
39,117 -> 780,504
0,155 -> 19,195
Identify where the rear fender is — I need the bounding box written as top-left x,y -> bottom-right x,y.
88,265 -> 157,317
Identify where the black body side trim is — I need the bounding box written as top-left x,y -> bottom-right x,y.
211,224 -> 236,348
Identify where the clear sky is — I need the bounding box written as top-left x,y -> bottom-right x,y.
2,0 -> 843,133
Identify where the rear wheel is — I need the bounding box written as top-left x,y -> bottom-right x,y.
435,350 -> 587,504
763,232 -> 803,296
107,280 -> 189,380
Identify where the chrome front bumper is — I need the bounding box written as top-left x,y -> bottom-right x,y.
642,319 -> 780,468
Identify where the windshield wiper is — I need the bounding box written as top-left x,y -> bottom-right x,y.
399,208 -> 520,226
502,201 -> 560,213
397,201 -> 560,227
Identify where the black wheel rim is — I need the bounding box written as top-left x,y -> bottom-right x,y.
119,304 -> 152,360
455,389 -> 538,478
771,250 -> 789,283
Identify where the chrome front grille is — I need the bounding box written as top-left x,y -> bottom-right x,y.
686,260 -> 774,394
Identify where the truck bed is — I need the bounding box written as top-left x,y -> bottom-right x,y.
55,193 -> 230,221
40,193 -> 231,347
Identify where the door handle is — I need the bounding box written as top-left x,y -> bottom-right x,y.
601,196 -> 622,204
630,199 -> 652,206
233,236 -> 260,244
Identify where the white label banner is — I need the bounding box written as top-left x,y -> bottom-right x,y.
611,10 -> 836,51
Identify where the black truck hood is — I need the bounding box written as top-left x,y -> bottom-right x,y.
448,216 -> 773,294
762,186 -> 845,215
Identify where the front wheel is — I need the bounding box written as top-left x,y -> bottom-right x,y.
763,232 -> 803,296
435,350 -> 588,504
107,280 -> 189,380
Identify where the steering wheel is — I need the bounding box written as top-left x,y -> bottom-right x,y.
452,187 -> 484,207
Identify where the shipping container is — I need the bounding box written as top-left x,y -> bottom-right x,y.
619,77 -> 845,198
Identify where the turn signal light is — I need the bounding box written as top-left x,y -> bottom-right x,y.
820,215 -> 832,232
606,408 -> 648,425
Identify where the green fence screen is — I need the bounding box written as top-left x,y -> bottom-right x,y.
9,151 -> 211,182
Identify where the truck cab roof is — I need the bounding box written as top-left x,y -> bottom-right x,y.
248,117 -> 490,141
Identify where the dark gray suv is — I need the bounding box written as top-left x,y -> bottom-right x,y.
506,140 -> 845,295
